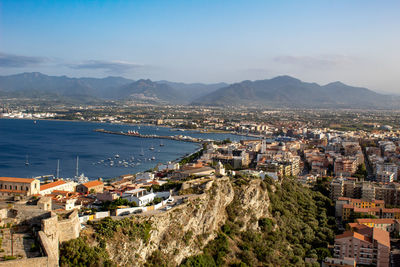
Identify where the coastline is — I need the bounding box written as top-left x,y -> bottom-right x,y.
0,118 -> 211,180
0,117 -> 260,138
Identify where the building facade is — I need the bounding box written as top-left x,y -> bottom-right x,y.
0,177 -> 40,198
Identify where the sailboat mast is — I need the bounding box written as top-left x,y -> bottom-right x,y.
56,160 -> 60,179
76,156 -> 79,177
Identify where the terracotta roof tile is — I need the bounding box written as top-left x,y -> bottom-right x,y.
82,180 -> 103,188
372,227 -> 390,247
356,218 -> 395,224
0,177 -> 35,183
0,189 -> 26,193
40,180 -> 66,191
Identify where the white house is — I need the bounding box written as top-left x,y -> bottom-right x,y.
136,172 -> 155,180
122,188 -> 156,206
158,162 -> 180,172
40,180 -> 76,195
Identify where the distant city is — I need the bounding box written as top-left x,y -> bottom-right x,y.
1,0 -> 400,266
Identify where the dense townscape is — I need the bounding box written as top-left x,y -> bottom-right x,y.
1,105 -> 400,266
2,1 -> 400,266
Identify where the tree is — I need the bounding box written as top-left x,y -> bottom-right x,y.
353,163 -> 367,180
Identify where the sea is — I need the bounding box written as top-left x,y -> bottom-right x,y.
0,119 -> 252,180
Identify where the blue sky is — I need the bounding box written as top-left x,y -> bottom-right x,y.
0,0 -> 399,92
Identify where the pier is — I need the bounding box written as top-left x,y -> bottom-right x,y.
93,129 -> 209,143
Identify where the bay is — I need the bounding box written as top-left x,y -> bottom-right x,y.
0,119 -> 251,179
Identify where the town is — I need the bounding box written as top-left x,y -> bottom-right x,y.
1,107 -> 400,266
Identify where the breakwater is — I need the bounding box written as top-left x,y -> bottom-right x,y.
94,129 -> 209,143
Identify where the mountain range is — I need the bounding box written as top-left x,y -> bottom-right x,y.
0,72 -> 398,108
192,76 -> 399,108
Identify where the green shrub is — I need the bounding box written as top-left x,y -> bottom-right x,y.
59,237 -> 115,267
181,254 -> 216,267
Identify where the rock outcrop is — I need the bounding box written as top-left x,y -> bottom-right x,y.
87,177 -> 270,266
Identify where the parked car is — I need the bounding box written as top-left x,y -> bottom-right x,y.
167,198 -> 174,203
133,209 -> 143,214
165,206 -> 172,211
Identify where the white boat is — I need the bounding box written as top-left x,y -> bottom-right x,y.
115,154 -> 120,158
75,173 -> 89,184
74,156 -> 89,183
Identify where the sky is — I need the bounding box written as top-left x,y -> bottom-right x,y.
0,0 -> 399,93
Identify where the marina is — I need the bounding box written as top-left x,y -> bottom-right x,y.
0,119 -> 249,179
93,128 -> 208,143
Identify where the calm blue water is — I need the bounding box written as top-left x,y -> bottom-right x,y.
0,119 -> 250,179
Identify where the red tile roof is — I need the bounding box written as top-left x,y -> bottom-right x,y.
337,225 -> 390,248
0,189 -> 27,193
82,180 -> 103,188
40,180 -> 66,191
336,231 -> 370,243
372,227 -> 390,247
0,177 -> 35,183
356,218 -> 396,224
382,208 -> 400,213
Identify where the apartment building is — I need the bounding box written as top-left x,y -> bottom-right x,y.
335,197 -> 384,218
355,218 -> 400,234
342,205 -> 400,221
376,163 -> 398,180
331,179 -> 400,205
376,171 -> 395,183
334,157 -> 358,177
334,225 -> 390,267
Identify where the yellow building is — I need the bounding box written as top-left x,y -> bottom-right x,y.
0,177 -> 40,198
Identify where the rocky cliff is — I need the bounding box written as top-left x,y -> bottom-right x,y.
64,176 -> 333,267
79,177 -> 270,266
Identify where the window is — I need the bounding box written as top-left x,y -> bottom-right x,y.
15,186 -> 17,190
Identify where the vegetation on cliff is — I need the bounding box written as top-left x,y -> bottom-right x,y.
60,176 -> 335,267
59,237 -> 114,267
181,176 -> 335,266
60,217 -> 152,266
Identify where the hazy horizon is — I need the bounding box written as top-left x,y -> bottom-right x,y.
1,0 -> 399,93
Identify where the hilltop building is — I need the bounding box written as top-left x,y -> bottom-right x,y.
0,177 -> 40,198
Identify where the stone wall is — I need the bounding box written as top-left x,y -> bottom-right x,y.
41,214 -> 59,262
57,210 -> 80,243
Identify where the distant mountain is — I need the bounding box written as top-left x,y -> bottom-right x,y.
0,72 -> 133,102
1,73 -> 397,108
192,76 -> 399,109
0,72 -> 94,99
117,79 -> 184,104
79,76 -> 133,98
0,72 -> 226,104
156,81 -> 228,102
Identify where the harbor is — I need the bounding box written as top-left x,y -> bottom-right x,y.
93,128 -> 211,143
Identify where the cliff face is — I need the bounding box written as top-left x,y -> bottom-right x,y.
94,177 -> 270,266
